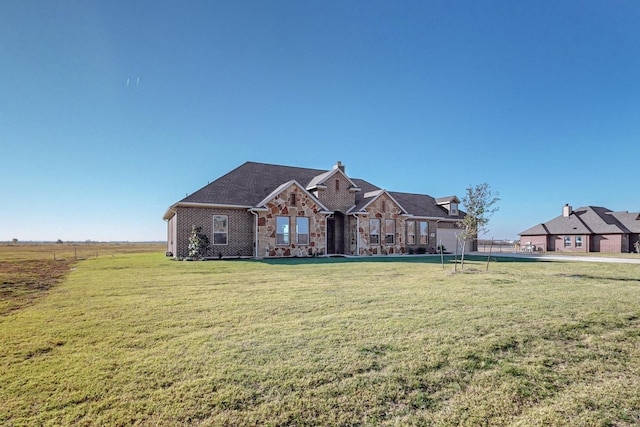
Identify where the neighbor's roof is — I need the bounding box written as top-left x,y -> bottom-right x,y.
520,206 -> 640,236
166,161 -> 461,220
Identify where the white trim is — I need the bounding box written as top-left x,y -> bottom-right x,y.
163,202 -> 251,220
163,207 -> 178,221
295,216 -> 310,246
435,196 -> 460,206
357,189 -> 409,215
276,216 -> 291,246
356,215 -> 360,255
369,218 -> 381,245
364,189 -> 384,198
212,214 -> 229,246
250,210 -> 259,258
306,167 -> 361,192
410,216 -> 462,222
384,218 -> 396,245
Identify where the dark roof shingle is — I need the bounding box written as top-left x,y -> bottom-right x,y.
175,161 -> 458,219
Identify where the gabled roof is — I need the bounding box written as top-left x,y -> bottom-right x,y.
307,167 -> 360,192
348,189 -> 408,215
256,180 -> 331,212
520,206 -> 640,236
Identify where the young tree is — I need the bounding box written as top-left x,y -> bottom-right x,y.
457,183 -> 500,270
188,225 -> 210,259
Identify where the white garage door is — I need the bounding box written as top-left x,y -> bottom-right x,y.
436,228 -> 460,254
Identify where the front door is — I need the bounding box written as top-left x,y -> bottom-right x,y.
326,213 -> 345,255
327,217 -> 335,255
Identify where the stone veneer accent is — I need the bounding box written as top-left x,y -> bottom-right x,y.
358,193 -> 406,256
257,183 -> 326,257
175,206 -> 254,258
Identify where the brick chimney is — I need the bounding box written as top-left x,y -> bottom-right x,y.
333,161 -> 345,173
562,204 -> 572,217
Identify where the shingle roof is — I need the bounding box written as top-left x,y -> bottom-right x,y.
520,206 -> 640,236
180,162 -> 329,206
519,223 -> 550,236
391,192 -> 462,219
611,211 -> 640,233
172,161 -> 460,219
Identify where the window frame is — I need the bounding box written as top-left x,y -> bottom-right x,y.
419,221 -> 428,245
406,221 -> 416,245
276,216 -> 290,245
212,215 -> 228,245
450,203 -> 459,216
564,236 -> 571,248
385,219 -> 395,245
575,236 -> 583,248
369,218 -> 381,245
296,216 -> 310,245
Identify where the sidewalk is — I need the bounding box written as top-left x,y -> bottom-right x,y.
469,252 -> 640,264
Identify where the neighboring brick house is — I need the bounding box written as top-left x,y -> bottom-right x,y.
519,204 -> 640,253
163,161 -> 468,258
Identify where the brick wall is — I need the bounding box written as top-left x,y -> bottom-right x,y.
592,234 -> 623,253
175,206 -> 254,258
552,234 -> 589,253
316,173 -> 356,213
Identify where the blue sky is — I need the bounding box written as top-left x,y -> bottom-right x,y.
2,1 -> 639,242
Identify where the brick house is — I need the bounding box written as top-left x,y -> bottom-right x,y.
519,204 -> 640,253
163,161 -> 468,258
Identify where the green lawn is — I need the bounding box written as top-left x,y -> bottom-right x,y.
1,254 -> 639,426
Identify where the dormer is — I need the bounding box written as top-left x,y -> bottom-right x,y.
306,161 -> 361,212
436,196 -> 461,217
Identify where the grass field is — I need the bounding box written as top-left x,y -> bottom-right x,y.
0,243 -> 163,315
1,247 -> 639,425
